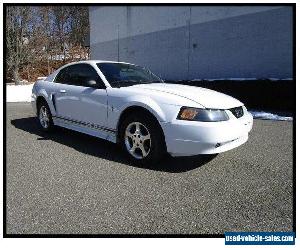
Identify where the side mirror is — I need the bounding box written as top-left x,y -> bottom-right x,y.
86,79 -> 97,86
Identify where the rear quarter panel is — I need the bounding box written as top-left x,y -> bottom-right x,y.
33,80 -> 58,116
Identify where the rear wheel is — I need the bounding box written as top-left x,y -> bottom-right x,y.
120,112 -> 166,164
37,100 -> 54,131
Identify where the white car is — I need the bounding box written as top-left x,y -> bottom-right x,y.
31,60 -> 253,163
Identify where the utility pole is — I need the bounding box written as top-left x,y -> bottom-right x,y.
187,6 -> 191,80
117,24 -> 120,62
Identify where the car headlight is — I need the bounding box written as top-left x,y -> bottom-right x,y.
177,107 -> 229,122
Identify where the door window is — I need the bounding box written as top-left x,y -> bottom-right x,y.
54,64 -> 105,88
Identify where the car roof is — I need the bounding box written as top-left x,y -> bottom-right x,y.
46,60 -> 138,85
64,60 -> 135,66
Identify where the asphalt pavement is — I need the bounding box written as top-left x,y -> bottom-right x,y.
6,103 -> 294,234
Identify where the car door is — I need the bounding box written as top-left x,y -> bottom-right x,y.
54,63 -> 108,132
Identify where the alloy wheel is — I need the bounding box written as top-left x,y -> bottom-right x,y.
124,122 -> 151,159
39,105 -> 50,129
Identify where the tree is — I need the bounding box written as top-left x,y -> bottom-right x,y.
69,6 -> 89,47
37,6 -> 55,74
52,6 -> 72,61
6,6 -> 32,84
6,5 -> 90,83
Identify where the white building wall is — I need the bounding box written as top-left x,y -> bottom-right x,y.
90,6 -> 293,80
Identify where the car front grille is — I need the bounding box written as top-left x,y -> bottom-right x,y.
229,106 -> 244,118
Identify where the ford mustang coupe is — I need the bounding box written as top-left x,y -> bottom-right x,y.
31,61 -> 253,163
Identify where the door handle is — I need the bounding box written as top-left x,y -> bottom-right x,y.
59,89 -> 66,93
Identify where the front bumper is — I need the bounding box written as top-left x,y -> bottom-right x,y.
160,111 -> 253,156
31,92 -> 37,115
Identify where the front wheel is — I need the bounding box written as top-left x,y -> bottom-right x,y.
120,113 -> 166,164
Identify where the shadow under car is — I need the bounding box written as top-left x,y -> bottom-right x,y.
10,117 -> 218,173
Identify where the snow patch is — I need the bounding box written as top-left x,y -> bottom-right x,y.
6,84 -> 34,102
249,111 -> 293,121
190,78 -> 293,81
204,78 -> 258,81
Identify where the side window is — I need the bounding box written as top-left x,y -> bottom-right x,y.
55,64 -> 105,89
69,64 -> 105,88
66,65 -> 80,85
54,67 -> 69,84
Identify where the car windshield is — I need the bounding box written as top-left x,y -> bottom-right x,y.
97,63 -> 163,87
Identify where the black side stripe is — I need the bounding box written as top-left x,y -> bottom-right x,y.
53,115 -> 116,133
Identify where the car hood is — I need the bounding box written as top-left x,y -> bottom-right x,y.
128,83 -> 243,109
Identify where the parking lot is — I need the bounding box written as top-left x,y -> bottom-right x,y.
6,103 -> 293,234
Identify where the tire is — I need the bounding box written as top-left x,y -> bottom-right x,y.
119,111 -> 166,164
37,99 -> 54,132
